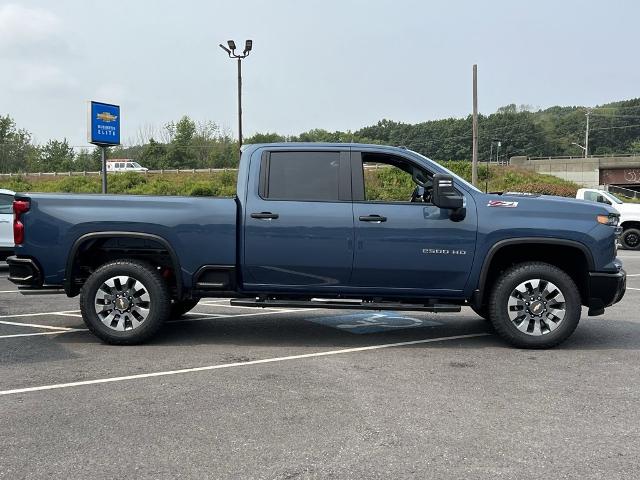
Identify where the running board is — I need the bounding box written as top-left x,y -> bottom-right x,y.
230,298 -> 461,313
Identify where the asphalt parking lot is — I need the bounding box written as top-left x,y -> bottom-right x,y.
1,254 -> 639,479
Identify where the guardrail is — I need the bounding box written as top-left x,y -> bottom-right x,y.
0,168 -> 238,177
528,153 -> 640,161
607,185 -> 640,199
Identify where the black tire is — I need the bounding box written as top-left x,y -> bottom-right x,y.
80,259 -> 171,345
621,228 -> 640,250
170,298 -> 199,318
488,262 -> 581,349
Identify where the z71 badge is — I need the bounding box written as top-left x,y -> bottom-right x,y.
487,200 -> 518,208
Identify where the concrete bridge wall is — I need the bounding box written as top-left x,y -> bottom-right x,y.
509,155 -> 640,188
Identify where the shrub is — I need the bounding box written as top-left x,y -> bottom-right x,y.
54,176 -> 101,193
108,172 -> 148,193
0,176 -> 33,192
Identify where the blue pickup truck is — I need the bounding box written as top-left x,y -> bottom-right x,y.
7,143 -> 626,348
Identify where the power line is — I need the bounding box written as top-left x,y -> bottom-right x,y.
590,123 -> 640,132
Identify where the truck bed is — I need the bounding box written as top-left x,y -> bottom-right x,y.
16,193 -> 238,288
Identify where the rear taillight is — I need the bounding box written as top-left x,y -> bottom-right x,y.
13,200 -> 30,245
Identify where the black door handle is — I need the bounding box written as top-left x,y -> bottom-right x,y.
251,212 -> 279,220
359,215 -> 387,222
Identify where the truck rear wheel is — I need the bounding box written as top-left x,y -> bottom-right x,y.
80,259 -> 171,345
621,228 -> 640,250
488,262 -> 581,349
170,298 -> 199,318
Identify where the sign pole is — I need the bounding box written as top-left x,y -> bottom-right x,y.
88,100 -> 120,194
101,146 -> 107,194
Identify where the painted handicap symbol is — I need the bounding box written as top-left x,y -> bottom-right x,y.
306,311 -> 443,334
336,313 -> 424,329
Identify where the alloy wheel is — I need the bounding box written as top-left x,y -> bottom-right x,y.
507,278 -> 566,336
94,275 -> 151,331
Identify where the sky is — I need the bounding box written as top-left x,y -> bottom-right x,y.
0,0 -> 639,148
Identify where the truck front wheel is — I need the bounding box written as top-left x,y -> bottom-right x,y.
488,262 -> 581,349
621,228 -> 640,250
80,259 -> 171,345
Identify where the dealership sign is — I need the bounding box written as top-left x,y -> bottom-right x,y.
88,101 -> 120,146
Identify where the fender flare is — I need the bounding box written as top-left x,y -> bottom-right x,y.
64,231 -> 182,297
473,237 -> 594,305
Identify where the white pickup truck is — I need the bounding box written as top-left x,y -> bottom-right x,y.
0,188 -> 15,260
576,188 -> 640,250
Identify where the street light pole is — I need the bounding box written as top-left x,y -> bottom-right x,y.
584,110 -> 590,159
220,39 -> 252,154
237,57 -> 242,148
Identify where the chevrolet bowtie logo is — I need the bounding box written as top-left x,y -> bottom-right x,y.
96,111 -> 118,122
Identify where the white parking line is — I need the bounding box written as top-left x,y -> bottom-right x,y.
198,300 -> 284,310
0,332 -> 491,396
0,310 -> 81,320
0,308 -> 312,339
0,320 -> 79,331
52,312 -> 83,318
171,308 -> 311,323
627,287 -> 640,291
0,290 -> 20,294
0,329 -> 87,339
626,274 -> 640,277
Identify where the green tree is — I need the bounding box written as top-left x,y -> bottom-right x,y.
0,115 -> 36,173
138,139 -> 169,169
40,139 -> 75,172
74,148 -> 101,171
164,116 -> 197,168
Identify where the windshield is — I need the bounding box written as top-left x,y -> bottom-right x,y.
131,162 -> 142,168
410,150 -> 482,193
605,192 -> 624,204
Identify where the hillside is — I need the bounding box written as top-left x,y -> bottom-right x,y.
2,98 -> 640,175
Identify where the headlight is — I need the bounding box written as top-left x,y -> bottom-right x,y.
597,214 -> 619,226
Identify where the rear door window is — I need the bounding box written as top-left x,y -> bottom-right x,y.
261,151 -> 344,201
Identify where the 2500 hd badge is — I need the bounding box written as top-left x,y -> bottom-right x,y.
422,248 -> 467,255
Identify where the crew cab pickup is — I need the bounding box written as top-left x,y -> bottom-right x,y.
576,188 -> 640,250
7,143 -> 626,348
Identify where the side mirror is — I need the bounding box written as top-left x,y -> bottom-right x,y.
432,174 -> 463,210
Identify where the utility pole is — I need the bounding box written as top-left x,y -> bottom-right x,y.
219,39 -> 253,154
471,64 -> 479,186
584,109 -> 591,159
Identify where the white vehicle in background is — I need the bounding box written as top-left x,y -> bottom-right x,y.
0,189 -> 15,260
106,160 -> 148,172
576,188 -> 640,250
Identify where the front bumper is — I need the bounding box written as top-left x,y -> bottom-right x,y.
587,269 -> 626,315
